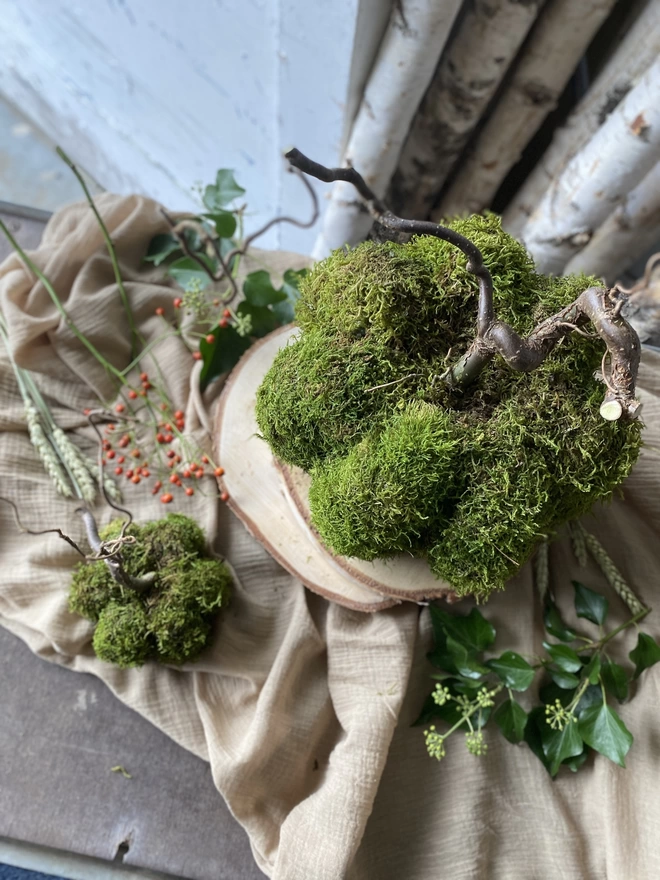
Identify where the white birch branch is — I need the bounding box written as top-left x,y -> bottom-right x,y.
520,57 -> 660,275
390,0 -> 545,218
434,0 -> 618,220
504,0 -> 660,238
563,162 -> 660,281
311,0 -> 462,259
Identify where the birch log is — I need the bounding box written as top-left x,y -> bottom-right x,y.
311,0 -> 462,259
563,162 -> 660,282
434,0 -> 618,220
520,58 -> 660,275
504,0 -> 660,239
390,0 -> 545,219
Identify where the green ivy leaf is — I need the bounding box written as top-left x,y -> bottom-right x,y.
583,653 -> 602,685
539,681 -> 575,708
541,718 -> 584,777
543,600 -> 576,642
272,268 -> 308,324
629,632 -> 660,680
549,667 -> 581,689
543,642 -> 582,673
573,581 -> 609,626
445,636 -> 489,680
601,660 -> 628,702
430,607 -> 496,653
199,325 -> 251,390
493,699 -> 528,743
203,169 -> 245,211
578,703 -> 633,767
412,692 -> 442,727
486,651 -> 535,691
524,707 -> 551,772
144,233 -> 181,266
236,301 -> 279,338
167,255 -> 214,290
563,749 -> 589,773
243,270 -> 288,307
575,684 -> 603,717
204,210 -> 237,239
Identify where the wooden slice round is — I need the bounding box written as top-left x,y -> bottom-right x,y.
277,463 -> 458,603
213,326 -> 398,612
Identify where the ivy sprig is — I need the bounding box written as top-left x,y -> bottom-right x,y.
144,169 -> 308,389
418,582 -> 658,776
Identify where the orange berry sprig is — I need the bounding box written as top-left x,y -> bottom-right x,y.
85,374 -> 231,508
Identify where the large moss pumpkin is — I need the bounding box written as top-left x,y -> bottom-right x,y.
255,216 -> 641,599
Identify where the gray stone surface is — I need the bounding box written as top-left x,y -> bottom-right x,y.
0,625 -> 264,880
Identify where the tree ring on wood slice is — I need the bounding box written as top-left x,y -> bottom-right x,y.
213,325 -> 459,611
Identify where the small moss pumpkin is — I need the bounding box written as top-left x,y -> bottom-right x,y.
70,513 -> 232,667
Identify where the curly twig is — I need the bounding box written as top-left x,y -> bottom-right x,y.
0,496 -> 85,557
285,147 -> 641,421
161,166 -> 319,308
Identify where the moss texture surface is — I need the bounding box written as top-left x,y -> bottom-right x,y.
69,513 -> 232,667
255,215 -> 641,599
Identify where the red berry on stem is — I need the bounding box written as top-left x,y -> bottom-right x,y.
161,493 -> 173,504
201,455 -> 209,464
153,480 -> 162,491
220,491 -> 229,503
185,487 -> 194,497
214,466 -> 225,477
117,455 -> 125,464
156,433 -> 166,444
155,306 -> 165,317
174,410 -> 184,420
219,318 -> 228,329
164,433 -> 173,443
223,308 -> 231,318
115,403 -> 125,414
140,372 -> 148,381
114,467 -> 123,475
107,450 -> 116,460
173,297 -> 183,308
205,334 -> 215,345
128,390 -> 138,400
131,475 -> 141,484
192,351 -> 202,361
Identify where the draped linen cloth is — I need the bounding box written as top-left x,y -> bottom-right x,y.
1,195 -> 658,880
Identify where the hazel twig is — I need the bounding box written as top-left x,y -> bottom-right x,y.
284,147 -> 642,422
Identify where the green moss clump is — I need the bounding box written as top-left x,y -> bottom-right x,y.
69,514 -> 232,667
93,600 -> 151,668
255,214 -> 642,599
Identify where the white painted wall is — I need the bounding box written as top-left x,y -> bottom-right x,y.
0,0 -> 368,253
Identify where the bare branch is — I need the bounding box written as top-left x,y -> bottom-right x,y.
222,166 -> 320,266
284,147 -> 495,335
284,147 -> 641,421
0,496 -> 85,557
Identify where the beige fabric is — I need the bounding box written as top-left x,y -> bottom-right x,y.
1,194 -> 659,880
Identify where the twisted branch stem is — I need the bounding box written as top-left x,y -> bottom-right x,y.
284,147 -> 641,421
